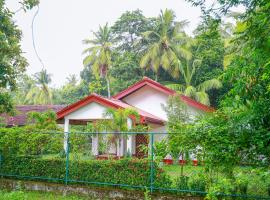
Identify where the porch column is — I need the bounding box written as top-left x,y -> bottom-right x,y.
117,136 -> 124,157
64,118 -> 69,153
92,134 -> 99,156
127,118 -> 133,156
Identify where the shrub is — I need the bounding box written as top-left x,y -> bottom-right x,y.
189,174 -> 206,194
0,156 -> 172,189
175,175 -> 189,191
235,173 -> 249,195
0,127 -> 62,156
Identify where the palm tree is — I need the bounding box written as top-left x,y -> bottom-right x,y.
25,69 -> 53,104
83,23 -> 114,97
95,108 -> 139,156
66,74 -> 77,85
140,9 -> 191,80
167,58 -> 222,106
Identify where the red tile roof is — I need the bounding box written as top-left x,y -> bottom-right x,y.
1,105 -> 65,126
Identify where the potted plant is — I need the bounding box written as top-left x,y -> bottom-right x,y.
163,154 -> 173,165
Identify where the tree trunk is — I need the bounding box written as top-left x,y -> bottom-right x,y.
105,75 -> 111,98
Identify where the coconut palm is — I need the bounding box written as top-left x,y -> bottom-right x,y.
25,69 -> 53,104
167,58 -> 222,106
140,9 -> 191,80
94,108 -> 140,156
83,23 -> 114,97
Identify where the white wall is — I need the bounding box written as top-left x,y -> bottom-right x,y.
122,85 -> 169,120
122,85 -> 203,121
64,102 -> 109,120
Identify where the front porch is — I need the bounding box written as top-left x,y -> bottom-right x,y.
56,94 -> 165,159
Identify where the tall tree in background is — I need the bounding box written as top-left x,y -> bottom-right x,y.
167,56 -> 222,105
25,69 -> 53,104
140,9 -> 190,80
111,10 -> 150,54
83,24 -> 114,97
192,16 -> 226,106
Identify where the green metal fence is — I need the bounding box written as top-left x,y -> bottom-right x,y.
0,130 -> 269,199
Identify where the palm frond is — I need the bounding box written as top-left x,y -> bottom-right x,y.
166,83 -> 185,92
195,91 -> 210,106
184,86 -> 196,97
197,79 -> 222,92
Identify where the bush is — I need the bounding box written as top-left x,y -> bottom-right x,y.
189,174 -> 206,194
0,156 -> 172,189
175,175 -> 189,191
0,127 -> 62,156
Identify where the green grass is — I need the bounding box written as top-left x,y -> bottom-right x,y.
0,190 -> 100,200
163,164 -> 204,179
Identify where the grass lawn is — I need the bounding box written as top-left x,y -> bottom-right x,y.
163,164 -> 204,179
0,190 -> 103,200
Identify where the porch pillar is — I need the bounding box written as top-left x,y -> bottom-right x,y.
92,134 -> 99,156
127,118 -> 133,156
64,118 -> 69,153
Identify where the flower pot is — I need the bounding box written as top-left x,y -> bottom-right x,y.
179,160 -> 186,165
193,160 -> 198,166
163,159 -> 173,165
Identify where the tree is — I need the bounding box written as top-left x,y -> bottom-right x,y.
167,57 -> 222,106
185,0 -> 270,168
110,52 -> 143,95
140,9 -> 190,80
24,69 -> 53,104
111,9 -> 150,53
192,16 -> 226,106
163,94 -> 194,176
83,23 -> 114,97
0,1 -> 38,113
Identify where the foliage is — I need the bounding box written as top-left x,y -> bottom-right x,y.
0,2 -> 28,91
25,69 -> 53,104
189,174 -> 206,193
153,139 -> 168,162
167,56 -> 222,106
192,16 -> 226,106
111,9 -> 150,53
175,176 -> 189,193
0,156 -> 172,188
140,9 -> 190,80
0,91 -> 14,114
96,108 -> 140,132
27,110 -> 59,130
0,127 -> 62,156
83,24 -> 114,97
110,52 -> 143,95
163,95 -> 193,158
0,190 -> 87,200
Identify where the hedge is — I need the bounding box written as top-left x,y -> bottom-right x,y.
0,156 -> 172,188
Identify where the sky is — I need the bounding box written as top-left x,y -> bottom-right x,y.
6,0 -> 204,87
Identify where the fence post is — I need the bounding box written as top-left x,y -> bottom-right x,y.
65,131 -> 70,185
150,132 -> 154,193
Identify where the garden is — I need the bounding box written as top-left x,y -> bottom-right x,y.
0,109 -> 270,199
1,0 -> 270,199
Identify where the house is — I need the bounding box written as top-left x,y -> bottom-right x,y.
1,105 -> 65,127
56,77 -> 214,158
